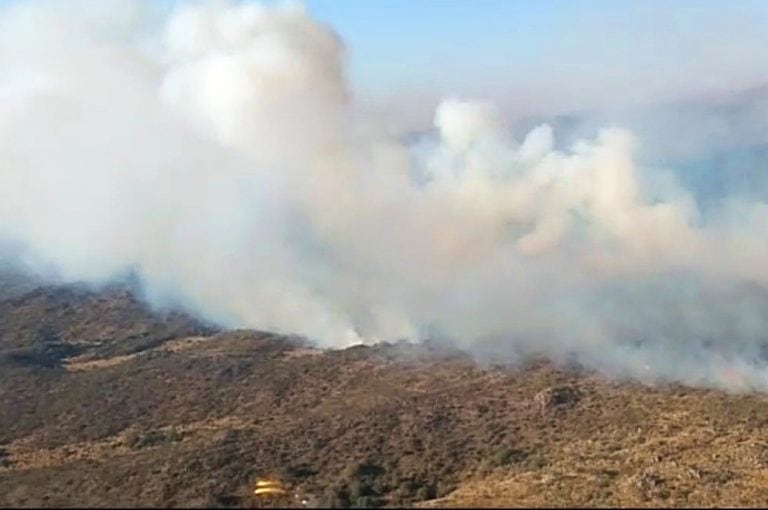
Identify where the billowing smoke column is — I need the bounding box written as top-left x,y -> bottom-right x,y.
2,0 -> 768,391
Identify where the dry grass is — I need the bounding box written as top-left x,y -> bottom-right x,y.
418,393 -> 768,508
64,336 -> 213,372
0,415 -> 256,474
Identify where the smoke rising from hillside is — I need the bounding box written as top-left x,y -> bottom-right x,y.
2,0 -> 768,391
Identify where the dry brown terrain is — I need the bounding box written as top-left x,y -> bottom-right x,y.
2,275 -> 768,508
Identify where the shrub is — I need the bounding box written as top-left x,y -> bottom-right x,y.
125,427 -> 183,450
352,495 -> 382,508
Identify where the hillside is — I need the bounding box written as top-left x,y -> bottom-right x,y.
2,278 -> 768,508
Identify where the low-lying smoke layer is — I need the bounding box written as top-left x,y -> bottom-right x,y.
2,0 -> 768,391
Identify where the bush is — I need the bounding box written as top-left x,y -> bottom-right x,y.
320,485 -> 351,509
492,447 -> 528,467
414,485 -> 436,501
352,495 -> 382,508
203,494 -> 242,509
0,448 -> 11,468
125,427 -> 184,450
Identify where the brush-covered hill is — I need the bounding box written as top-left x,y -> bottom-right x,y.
2,277 -> 768,508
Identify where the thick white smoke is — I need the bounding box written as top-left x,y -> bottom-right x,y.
2,0 -> 768,391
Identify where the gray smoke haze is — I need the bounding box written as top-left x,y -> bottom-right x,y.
2,0 -> 768,391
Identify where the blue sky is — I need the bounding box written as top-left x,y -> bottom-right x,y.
4,0 -> 767,120
299,0 -> 768,116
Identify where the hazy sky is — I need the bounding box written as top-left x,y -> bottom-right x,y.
299,0 -> 768,118
3,0 -> 768,122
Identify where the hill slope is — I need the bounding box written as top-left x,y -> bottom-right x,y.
2,279 -> 768,508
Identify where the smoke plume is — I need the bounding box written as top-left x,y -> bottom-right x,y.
2,0 -> 768,391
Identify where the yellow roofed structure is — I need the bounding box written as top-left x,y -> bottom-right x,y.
253,479 -> 289,497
